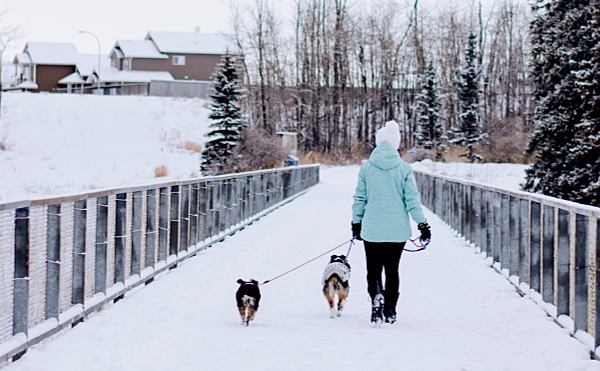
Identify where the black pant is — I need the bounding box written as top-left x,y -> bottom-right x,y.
364,241 -> 406,315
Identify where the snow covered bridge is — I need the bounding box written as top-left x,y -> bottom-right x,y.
1,165 -> 600,371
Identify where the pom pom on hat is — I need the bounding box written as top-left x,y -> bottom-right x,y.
375,120 -> 401,149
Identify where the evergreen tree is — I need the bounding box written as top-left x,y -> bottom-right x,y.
414,63 -> 446,157
201,53 -> 246,176
524,0 -> 599,205
451,32 -> 486,161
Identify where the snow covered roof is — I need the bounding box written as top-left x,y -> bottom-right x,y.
93,67 -> 174,83
144,31 -> 238,55
16,80 -> 38,89
59,72 -> 86,84
112,40 -> 168,59
13,53 -> 32,64
76,54 -> 111,77
23,42 -> 79,65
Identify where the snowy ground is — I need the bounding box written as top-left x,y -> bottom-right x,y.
0,93 -> 530,204
411,159 -> 529,193
0,92 -> 211,203
5,166 -> 599,371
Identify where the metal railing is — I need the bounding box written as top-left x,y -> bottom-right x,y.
0,165 -> 319,363
414,170 -> 600,353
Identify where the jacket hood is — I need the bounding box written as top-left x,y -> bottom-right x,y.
368,141 -> 403,170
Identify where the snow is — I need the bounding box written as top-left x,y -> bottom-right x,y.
58,72 -> 85,84
24,42 -> 79,65
0,93 -> 210,203
113,40 -> 168,59
95,68 -> 174,83
3,166 -> 600,371
145,31 -> 237,55
411,159 -> 529,192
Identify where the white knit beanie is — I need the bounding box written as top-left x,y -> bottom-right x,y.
375,120 -> 401,149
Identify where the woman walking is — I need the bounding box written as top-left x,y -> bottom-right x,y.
351,120 -> 431,324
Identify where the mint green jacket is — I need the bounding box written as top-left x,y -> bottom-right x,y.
352,142 -> 426,242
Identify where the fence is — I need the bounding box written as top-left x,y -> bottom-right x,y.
149,80 -> 213,99
414,171 -> 600,354
0,165 -> 319,363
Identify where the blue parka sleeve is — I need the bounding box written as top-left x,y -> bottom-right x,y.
352,165 -> 367,224
403,169 -> 426,225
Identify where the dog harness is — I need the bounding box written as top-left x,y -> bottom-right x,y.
322,261 -> 351,286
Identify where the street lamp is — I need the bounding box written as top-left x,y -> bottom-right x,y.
79,31 -> 101,94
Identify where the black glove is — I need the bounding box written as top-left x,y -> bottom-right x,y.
418,222 -> 431,243
352,223 -> 363,240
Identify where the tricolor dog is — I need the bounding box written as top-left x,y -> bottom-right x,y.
236,279 -> 261,326
322,255 -> 351,318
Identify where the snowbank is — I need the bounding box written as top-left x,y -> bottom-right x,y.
0,92 -> 211,203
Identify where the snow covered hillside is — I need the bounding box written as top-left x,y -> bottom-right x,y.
0,92 -> 529,203
0,92 -> 211,203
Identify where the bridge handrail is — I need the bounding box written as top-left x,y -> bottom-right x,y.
414,170 -> 600,355
0,165 -> 320,363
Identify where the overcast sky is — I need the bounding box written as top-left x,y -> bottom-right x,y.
2,0 -> 504,63
2,0 -> 233,62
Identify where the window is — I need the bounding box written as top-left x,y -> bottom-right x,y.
173,56 -> 186,66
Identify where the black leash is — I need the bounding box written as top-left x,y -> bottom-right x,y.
260,238 -> 354,286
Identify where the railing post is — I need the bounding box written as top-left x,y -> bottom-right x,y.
519,199 -> 530,287
169,186 -> 180,257
95,196 -> 108,294
131,192 -> 143,276
158,187 -> 169,262
501,194 -> 510,270
530,201 -> 542,293
556,209 -> 570,317
145,189 -> 157,268
114,193 -> 127,284
190,184 -> 199,248
180,185 -> 190,253
574,214 -> 588,331
509,196 -> 520,277
595,218 -> 600,348
480,189 -> 488,254
542,205 -> 555,303
72,200 -> 86,305
198,182 -> 207,243
46,204 -> 61,319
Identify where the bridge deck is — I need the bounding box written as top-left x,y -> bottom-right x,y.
5,167 -> 598,371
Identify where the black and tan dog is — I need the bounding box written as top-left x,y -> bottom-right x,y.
322,255 -> 351,318
236,279 -> 261,326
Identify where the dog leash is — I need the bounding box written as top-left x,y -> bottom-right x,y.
404,237 -> 430,252
260,238 -> 354,286
344,238 -> 355,261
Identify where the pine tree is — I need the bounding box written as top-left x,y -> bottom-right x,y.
523,0 -> 599,205
201,53 -> 246,176
451,32 -> 486,162
414,63 -> 446,157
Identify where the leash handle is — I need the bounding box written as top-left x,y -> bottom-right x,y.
344,238 -> 355,261
404,237 -> 430,252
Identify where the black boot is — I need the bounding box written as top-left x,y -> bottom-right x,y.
371,280 -> 384,325
384,292 -> 399,324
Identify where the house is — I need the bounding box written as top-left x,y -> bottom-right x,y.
13,42 -> 79,92
10,29 -> 239,96
110,29 -> 237,81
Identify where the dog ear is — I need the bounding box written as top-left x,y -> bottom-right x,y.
237,279 -> 245,284
250,279 -> 259,285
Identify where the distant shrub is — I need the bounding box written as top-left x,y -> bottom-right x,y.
230,127 -> 286,173
155,165 -> 168,177
404,147 -> 437,163
182,141 -> 203,153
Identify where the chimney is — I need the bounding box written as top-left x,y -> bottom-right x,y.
195,27 -> 201,33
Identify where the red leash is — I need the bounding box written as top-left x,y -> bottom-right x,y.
260,239 -> 353,285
